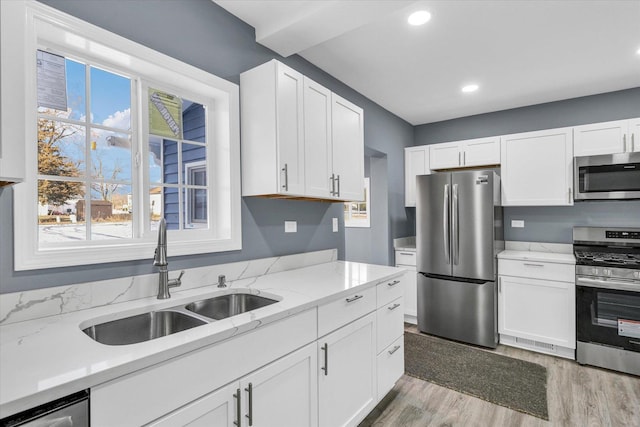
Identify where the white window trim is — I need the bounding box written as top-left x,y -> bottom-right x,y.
5,1 -> 241,270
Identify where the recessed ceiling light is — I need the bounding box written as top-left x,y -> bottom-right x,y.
408,10 -> 431,26
461,84 -> 479,93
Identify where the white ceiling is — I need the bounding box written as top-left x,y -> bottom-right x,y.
216,0 -> 640,125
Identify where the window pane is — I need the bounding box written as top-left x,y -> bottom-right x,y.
90,185 -> 132,240
182,143 -> 206,183
90,128 -> 132,182
161,139 -> 179,185
37,57 -> 86,120
182,99 -> 206,143
163,186 -> 180,230
183,187 -> 207,229
38,119 -> 85,177
91,66 -> 131,130
148,136 -> 163,184
149,186 -> 163,231
38,180 -> 86,243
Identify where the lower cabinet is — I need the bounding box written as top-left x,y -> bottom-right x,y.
149,343 -> 318,427
318,313 -> 376,427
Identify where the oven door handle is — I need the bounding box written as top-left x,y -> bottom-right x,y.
577,276 -> 640,292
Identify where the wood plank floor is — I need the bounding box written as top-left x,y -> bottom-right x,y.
360,324 -> 640,427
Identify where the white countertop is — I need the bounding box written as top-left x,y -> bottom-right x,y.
498,250 -> 575,264
0,260 -> 403,418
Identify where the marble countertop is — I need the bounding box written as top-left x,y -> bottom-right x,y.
0,260 -> 403,418
498,250 -> 576,264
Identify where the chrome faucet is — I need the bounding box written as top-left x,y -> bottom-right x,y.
153,218 -> 184,299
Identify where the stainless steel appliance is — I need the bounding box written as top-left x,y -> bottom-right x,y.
416,170 -> 503,348
574,152 -> 640,201
0,390 -> 89,426
574,227 -> 640,376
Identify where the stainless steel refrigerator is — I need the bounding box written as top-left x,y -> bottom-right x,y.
416,170 -> 503,348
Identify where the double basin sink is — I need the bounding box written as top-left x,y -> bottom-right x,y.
82,292 -> 278,346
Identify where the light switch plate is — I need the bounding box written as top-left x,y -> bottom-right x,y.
511,220 -> 525,228
332,218 -> 338,232
285,221 -> 297,233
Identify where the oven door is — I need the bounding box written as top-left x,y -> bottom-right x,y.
574,153 -> 640,200
576,276 -> 640,352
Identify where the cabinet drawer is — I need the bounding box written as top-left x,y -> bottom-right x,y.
376,296 -> 404,353
498,259 -> 574,282
377,336 -> 404,400
376,274 -> 405,307
318,286 -> 376,337
395,251 -> 416,266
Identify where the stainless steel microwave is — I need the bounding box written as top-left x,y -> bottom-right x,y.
574,152 -> 640,200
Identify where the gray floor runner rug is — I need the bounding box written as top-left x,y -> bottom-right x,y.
404,331 -> 549,420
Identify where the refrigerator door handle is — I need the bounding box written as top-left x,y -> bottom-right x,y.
452,183 -> 459,265
443,183 -> 450,264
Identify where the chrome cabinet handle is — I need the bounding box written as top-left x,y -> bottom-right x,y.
523,263 -> 544,267
321,343 -> 329,376
387,280 -> 401,287
568,187 -> 572,203
388,345 -> 401,355
388,303 -> 401,311
498,277 -> 501,293
632,133 -> 635,152
282,164 -> 288,191
623,134 -> 627,152
463,151 -> 466,165
330,174 -> 335,196
458,151 -> 461,166
399,252 -> 414,256
336,174 -> 340,197
443,183 -> 450,264
245,382 -> 253,426
345,294 -> 363,303
452,184 -> 459,266
233,388 -> 241,426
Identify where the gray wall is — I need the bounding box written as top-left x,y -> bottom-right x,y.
414,87 -> 640,243
0,0 -> 414,293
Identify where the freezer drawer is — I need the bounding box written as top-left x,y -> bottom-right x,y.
417,274 -> 497,348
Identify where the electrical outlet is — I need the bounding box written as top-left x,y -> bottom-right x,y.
332,218 -> 338,232
511,220 -> 525,228
285,221 -> 297,233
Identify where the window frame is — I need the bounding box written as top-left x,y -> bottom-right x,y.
6,1 -> 241,270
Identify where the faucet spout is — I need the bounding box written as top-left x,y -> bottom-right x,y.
154,218 -> 182,299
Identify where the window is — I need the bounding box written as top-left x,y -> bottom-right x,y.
344,178 -> 370,228
6,2 -> 241,270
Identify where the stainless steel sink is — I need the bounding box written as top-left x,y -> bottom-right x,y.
82,310 -> 207,345
185,293 -> 278,320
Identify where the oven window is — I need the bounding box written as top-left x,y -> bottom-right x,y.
595,292 -> 640,327
579,163 -> 640,192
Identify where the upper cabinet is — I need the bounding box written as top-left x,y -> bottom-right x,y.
429,137 -> 500,170
501,127 -> 574,206
404,146 -> 430,207
574,118 -> 640,156
241,60 -> 364,201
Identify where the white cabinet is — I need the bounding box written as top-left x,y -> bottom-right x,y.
404,147 -> 430,207
241,59 -> 364,201
574,118 -> 640,156
394,250 -> 417,323
500,127 -> 573,206
241,60 -> 305,197
318,313 -> 377,427
429,137 -> 500,170
0,0 -> 26,185
331,93 -> 365,201
498,255 -> 575,359
150,343 -> 318,427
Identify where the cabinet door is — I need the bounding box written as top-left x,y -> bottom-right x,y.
498,275 -> 575,348
630,118 -> 640,153
574,120 -> 628,156
501,128 -> 573,206
318,313 -> 376,427
147,382 -> 239,427
404,147 -> 429,207
331,93 -> 364,201
462,137 -> 500,166
304,77 -> 333,198
276,62 -> 305,195
241,343 -> 318,427
429,142 -> 461,169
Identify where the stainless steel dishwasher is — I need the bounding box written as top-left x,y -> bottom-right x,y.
1,390 -> 88,427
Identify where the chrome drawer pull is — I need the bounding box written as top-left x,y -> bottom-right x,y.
523,263 -> 544,267
399,252 -> 414,256
387,280 -> 401,287
388,303 -> 401,311
346,295 -> 363,303
388,345 -> 401,355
